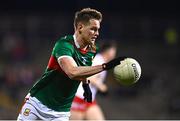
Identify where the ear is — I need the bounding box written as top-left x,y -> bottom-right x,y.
77,23 -> 84,34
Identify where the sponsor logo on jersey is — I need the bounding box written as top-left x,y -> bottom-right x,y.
23,108 -> 31,116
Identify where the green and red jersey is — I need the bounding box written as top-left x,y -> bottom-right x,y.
30,35 -> 97,112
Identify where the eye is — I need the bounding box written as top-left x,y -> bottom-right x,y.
90,27 -> 98,32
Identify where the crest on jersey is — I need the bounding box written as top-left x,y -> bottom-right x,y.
81,56 -> 88,65
23,108 -> 31,116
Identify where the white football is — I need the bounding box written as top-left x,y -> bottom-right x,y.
113,58 -> 141,86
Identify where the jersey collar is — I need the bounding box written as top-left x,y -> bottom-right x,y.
73,34 -> 80,48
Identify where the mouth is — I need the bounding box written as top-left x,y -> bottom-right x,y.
91,36 -> 97,41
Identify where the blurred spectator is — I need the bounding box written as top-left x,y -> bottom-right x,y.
1,33 -> 29,62
164,27 -> 178,45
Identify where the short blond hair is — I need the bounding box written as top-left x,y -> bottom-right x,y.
74,8 -> 102,29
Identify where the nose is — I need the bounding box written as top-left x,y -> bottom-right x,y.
95,30 -> 99,36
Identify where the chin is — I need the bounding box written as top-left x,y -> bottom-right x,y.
91,39 -> 96,42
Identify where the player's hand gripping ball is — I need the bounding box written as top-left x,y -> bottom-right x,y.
113,58 -> 141,86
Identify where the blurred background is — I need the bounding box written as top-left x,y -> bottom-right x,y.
0,0 -> 179,119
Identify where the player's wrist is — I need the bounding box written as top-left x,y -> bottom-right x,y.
102,63 -> 107,70
102,62 -> 115,70
103,56 -> 127,70
82,80 -> 90,84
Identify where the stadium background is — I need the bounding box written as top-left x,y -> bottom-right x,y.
0,0 -> 179,119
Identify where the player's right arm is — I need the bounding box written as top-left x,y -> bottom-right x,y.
58,56 -> 103,81
53,38 -> 125,81
58,55 -> 126,82
53,39 -> 104,81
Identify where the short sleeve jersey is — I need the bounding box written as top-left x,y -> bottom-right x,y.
29,35 -> 97,112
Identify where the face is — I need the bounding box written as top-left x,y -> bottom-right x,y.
78,19 -> 100,46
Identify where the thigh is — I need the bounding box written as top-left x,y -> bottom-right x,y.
17,101 -> 38,121
85,104 -> 105,120
51,113 -> 70,121
18,96 -> 71,120
70,110 -> 85,120
30,97 -> 70,120
70,96 -> 86,120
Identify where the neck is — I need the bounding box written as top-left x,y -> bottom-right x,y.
74,32 -> 87,49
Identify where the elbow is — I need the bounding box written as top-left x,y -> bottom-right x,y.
66,70 -> 78,80
67,73 -> 76,80
66,70 -> 85,81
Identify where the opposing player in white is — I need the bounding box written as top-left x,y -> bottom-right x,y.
70,42 -> 117,120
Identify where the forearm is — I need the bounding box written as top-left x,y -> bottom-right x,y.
58,57 -> 104,81
70,65 -> 104,80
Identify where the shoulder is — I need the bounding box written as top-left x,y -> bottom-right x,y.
52,35 -> 75,58
56,35 -> 74,44
54,35 -> 74,48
